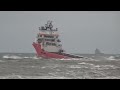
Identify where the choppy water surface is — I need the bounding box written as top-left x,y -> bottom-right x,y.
0,53 -> 120,79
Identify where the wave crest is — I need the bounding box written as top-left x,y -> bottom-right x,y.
2,55 -> 40,60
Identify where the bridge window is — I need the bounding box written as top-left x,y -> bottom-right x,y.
37,39 -> 42,43
46,42 -> 56,46
45,39 -> 55,42
44,35 -> 54,38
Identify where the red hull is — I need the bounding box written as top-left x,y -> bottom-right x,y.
32,42 -> 69,59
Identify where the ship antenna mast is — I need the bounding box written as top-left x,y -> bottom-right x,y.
47,21 -> 53,30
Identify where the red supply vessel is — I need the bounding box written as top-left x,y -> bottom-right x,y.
33,21 -> 82,59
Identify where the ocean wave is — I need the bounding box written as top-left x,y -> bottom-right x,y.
0,73 -> 23,79
2,55 -> 40,60
68,65 -> 88,69
55,58 -> 100,61
106,56 -> 116,60
0,72 -> 120,79
58,58 -> 80,61
3,55 -> 23,60
0,74 -> 69,79
68,62 -> 120,70
93,65 -> 119,70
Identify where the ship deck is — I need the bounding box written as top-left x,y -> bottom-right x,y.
52,52 -> 83,58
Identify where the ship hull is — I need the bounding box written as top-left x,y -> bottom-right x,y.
33,42 -> 68,59
32,42 -> 83,59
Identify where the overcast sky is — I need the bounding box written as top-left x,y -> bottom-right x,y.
0,11 -> 120,54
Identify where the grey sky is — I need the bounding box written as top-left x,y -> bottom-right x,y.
0,11 -> 120,54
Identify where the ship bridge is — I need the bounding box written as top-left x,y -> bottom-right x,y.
38,21 -> 59,36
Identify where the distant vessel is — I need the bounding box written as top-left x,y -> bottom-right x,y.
95,48 -> 104,55
33,21 -> 83,59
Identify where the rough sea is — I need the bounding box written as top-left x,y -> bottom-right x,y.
0,53 -> 120,79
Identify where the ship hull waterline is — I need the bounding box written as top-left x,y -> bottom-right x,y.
33,42 -> 83,59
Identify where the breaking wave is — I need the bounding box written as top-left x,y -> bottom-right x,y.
68,62 -> 119,70
3,55 -> 23,60
107,56 -> 116,60
55,57 -> 99,61
2,55 -> 40,60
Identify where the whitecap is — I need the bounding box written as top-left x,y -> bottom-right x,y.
90,64 -> 119,70
78,62 -> 94,66
23,57 -> 30,59
107,56 -> 116,60
3,55 -> 23,60
30,56 -> 41,59
68,65 -> 88,69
